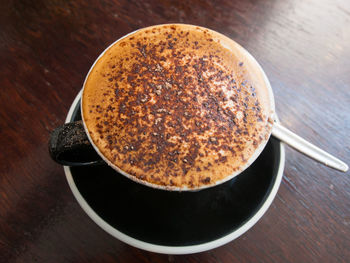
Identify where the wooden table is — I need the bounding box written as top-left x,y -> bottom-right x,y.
1,0 -> 349,262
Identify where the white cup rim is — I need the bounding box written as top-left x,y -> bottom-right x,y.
79,24 -> 276,191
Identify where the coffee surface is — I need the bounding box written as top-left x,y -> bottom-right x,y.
82,24 -> 273,189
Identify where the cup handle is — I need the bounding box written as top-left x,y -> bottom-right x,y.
49,120 -> 105,166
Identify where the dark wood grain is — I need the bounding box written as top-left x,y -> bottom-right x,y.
1,0 -> 349,262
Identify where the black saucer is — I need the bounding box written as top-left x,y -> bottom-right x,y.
68,99 -> 283,247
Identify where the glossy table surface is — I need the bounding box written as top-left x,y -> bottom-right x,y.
1,0 -> 349,262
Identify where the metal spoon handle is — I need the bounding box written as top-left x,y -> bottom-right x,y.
272,122 -> 348,172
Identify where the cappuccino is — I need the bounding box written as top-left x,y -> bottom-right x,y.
82,24 -> 274,189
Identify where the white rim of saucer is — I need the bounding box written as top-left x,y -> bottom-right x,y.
64,90 -> 285,255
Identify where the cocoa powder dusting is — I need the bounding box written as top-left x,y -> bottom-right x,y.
82,24 -> 272,189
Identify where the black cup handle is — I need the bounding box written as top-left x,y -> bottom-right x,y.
49,120 -> 105,166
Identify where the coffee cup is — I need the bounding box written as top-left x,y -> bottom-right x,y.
49,24 -> 275,191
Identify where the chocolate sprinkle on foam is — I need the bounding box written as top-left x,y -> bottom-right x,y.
82,24 -> 273,189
